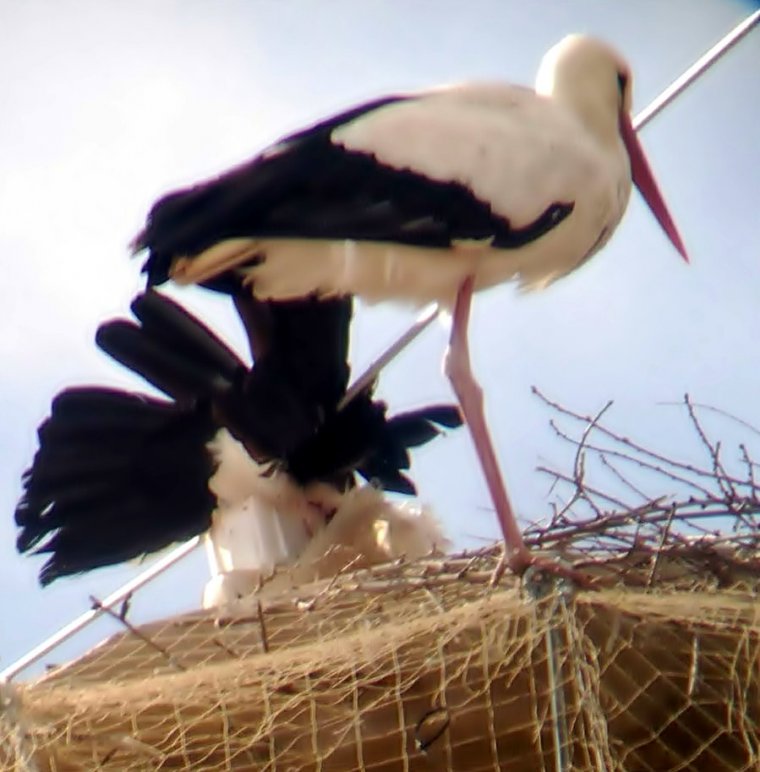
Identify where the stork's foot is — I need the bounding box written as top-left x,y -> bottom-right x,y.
495,547 -> 597,591
524,553 -> 598,590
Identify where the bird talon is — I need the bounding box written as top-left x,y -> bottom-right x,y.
513,551 -> 597,593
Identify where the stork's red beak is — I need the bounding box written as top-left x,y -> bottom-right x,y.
619,113 -> 688,262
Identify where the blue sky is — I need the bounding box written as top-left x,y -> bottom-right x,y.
1,1 -> 758,675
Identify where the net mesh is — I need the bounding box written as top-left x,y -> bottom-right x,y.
2,548 -> 758,771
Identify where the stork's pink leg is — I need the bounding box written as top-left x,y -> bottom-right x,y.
445,276 -> 533,574
446,278 -> 598,586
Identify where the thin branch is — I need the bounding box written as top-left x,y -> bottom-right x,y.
534,386 -> 743,486
536,466 -> 631,510
90,596 -> 186,672
683,394 -> 735,501
647,504 -> 678,587
598,454 -> 652,503
658,400 -> 760,440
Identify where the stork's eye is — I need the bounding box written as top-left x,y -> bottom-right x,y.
617,71 -> 628,99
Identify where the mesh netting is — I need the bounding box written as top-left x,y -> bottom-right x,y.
2,547 -> 759,771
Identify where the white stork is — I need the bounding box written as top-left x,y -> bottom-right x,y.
135,35 -> 688,577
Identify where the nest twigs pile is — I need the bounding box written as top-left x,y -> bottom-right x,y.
523,389 -> 760,589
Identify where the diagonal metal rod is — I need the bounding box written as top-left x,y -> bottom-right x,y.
524,570 -> 573,772
4,10 -> 758,684
634,9 -> 760,131
545,609 -> 570,772
338,302 -> 440,409
1,537 -> 201,682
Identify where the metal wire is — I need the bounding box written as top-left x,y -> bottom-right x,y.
338,302 -> 440,409
4,9 -> 758,684
524,569 -> 574,772
1,537 -> 201,682
634,9 -> 760,131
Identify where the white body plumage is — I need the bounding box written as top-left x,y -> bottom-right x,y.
180,83 -> 631,304
201,430 -> 448,608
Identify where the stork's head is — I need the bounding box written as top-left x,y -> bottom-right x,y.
536,34 -> 632,140
536,35 -> 688,262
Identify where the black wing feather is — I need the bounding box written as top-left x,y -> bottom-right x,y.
16,292 -> 462,585
96,320 -> 232,404
131,290 -> 244,377
15,388 -> 217,582
136,94 -> 573,289
286,398 -> 463,494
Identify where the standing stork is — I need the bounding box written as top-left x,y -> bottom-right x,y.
133,35 -> 688,575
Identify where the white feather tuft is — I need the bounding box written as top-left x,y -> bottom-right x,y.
202,429 -> 344,608
254,486 -> 450,599
201,433 -> 450,608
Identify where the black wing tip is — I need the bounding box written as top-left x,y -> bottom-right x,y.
359,468 -> 417,495
144,262 -> 170,288
415,404 -> 463,429
39,563 -> 58,587
94,318 -> 135,353
15,381 -> 217,586
384,472 -> 416,496
15,526 -> 39,554
38,553 -> 77,587
388,403 -> 463,425
32,510 -> 214,587
384,403 -> 463,449
132,230 -> 171,287
14,496 -> 37,531
134,241 -> 170,286
129,287 -> 173,318
130,228 -> 146,254
129,289 -> 151,316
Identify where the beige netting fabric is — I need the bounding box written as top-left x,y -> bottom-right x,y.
1,548 -> 759,771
